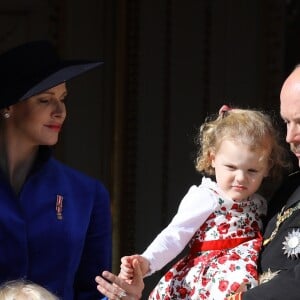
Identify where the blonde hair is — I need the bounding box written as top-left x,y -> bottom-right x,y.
195,107 -> 291,184
0,280 -> 59,300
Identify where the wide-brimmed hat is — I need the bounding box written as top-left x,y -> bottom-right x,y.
0,40 -> 103,109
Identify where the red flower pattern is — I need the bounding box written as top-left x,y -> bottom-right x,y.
177,287 -> 188,298
164,271 -> 173,282
246,263 -> 258,279
148,188 -> 265,300
202,277 -> 209,287
230,282 -> 241,292
217,222 -> 230,234
218,280 -> 229,292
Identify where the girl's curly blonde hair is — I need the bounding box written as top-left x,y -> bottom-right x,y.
195,107 -> 291,185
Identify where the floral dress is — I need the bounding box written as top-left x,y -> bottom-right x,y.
144,177 -> 266,300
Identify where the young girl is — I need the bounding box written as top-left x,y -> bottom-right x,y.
119,105 -> 291,300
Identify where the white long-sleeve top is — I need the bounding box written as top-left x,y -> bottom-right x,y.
141,176 -> 267,275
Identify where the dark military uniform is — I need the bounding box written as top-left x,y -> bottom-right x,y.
243,171 -> 300,300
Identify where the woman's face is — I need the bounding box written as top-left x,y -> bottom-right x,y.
7,83 -> 67,147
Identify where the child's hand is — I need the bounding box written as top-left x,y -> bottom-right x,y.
119,255 -> 150,280
119,255 -> 135,280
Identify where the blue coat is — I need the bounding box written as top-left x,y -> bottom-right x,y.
0,148 -> 112,299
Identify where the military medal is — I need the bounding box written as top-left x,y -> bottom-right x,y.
282,229 -> 300,258
264,202 -> 300,246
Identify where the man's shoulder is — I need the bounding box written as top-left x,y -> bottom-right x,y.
287,170 -> 300,179
266,171 -> 300,220
280,170 -> 300,191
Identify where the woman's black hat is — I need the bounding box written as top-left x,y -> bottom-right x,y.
0,40 -> 103,109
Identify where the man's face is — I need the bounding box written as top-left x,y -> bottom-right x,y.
280,68 -> 300,166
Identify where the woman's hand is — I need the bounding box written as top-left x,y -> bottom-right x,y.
96,259 -> 145,300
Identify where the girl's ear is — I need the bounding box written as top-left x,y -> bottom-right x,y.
210,152 -> 216,168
